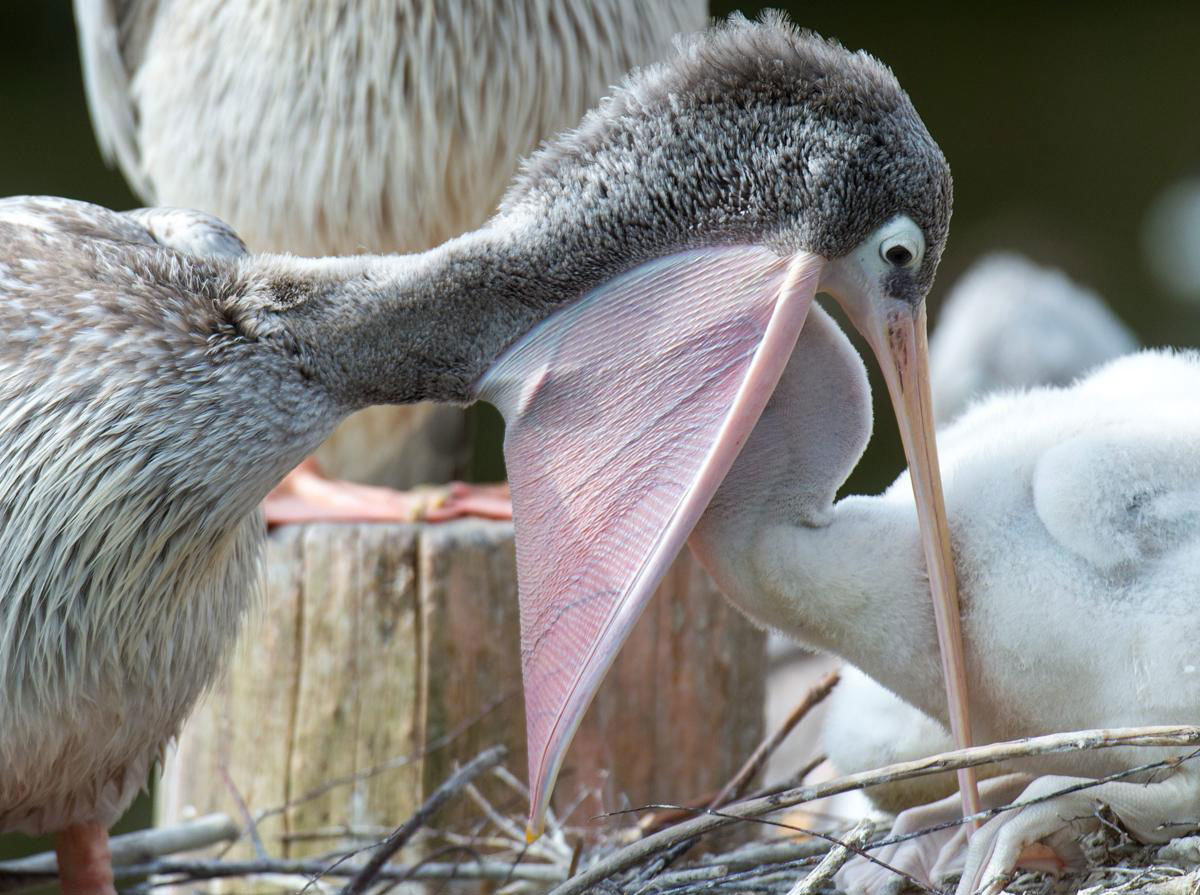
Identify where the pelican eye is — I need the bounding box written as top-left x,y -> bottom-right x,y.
880,235 -> 920,269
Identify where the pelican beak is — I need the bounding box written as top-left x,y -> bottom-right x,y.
822,262 -> 981,820
476,247 -> 826,836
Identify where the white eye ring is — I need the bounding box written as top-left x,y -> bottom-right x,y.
880,232 -> 922,269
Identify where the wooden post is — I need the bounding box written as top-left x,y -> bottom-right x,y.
158,520 -> 765,862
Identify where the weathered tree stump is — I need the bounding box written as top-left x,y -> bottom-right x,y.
158,520 -> 765,863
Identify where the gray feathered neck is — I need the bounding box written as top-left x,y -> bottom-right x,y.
245,13 -> 954,407
202,13 -> 954,410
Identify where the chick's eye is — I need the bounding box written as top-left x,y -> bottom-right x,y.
884,244 -> 913,266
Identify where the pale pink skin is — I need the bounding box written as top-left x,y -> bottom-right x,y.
263,457 -> 512,526
56,824 -> 115,895
478,246 -> 826,833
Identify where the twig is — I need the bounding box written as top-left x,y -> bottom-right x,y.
694,838 -> 831,870
339,745 -> 506,895
785,819 -> 872,895
639,865 -> 729,890
749,753 -> 828,802
633,672 -> 840,880
113,857 -> 562,887
463,782 -> 531,848
711,668 -> 840,809
652,750 -> 1200,895
281,826 -> 393,844
886,749 -> 1200,849
0,816 -> 241,894
485,765 -> 575,864
632,806 -> 939,895
550,725 -> 1200,895
221,767 -> 268,859
0,814 -> 239,879
635,792 -> 721,838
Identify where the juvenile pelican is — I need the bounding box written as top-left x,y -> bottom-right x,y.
930,252 -> 1137,424
823,253 -> 1139,814
692,301 -> 1199,895
73,0 -> 707,519
2,16 -> 963,893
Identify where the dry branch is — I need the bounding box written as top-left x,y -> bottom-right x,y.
0,814 -> 240,893
710,668 -> 840,809
1,748 -> 572,895
785,819 -> 872,895
0,814 -> 238,879
6,726 -> 1196,895
221,766 -> 268,859
338,745 -> 506,895
122,856 -> 565,886
631,670 -> 840,882
552,725 -> 1200,895
628,751 -> 1200,895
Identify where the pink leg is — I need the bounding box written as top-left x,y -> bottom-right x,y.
264,458 -> 512,528
55,824 -> 115,895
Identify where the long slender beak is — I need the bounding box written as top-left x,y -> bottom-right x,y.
833,281 -> 982,822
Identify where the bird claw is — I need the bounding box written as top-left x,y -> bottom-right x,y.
955,781 -> 1090,895
835,803 -> 967,895
836,774 -> 1035,895
956,762 -> 1200,895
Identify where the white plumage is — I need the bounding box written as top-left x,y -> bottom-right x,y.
930,252 -> 1137,424
1143,177 -> 1200,304
691,299 -> 1200,894
819,664 -> 961,814
823,253 -> 1141,814
77,0 -> 707,256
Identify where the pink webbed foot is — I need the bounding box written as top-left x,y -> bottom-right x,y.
55,823 -> 116,895
264,458 -> 512,527
424,481 -> 512,522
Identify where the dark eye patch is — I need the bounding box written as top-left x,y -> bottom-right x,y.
885,244 -> 914,266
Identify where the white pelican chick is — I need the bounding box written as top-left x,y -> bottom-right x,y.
691,304 -> 1200,895
824,252 -> 1141,815
930,252 -> 1137,424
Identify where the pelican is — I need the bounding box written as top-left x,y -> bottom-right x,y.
930,252 -> 1137,424
823,252 -> 1140,814
1,15 -> 964,893
691,293 -> 1200,895
1144,176 -> 1200,305
73,0 -> 707,521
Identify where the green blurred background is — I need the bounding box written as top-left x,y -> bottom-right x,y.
2,0 -> 1199,864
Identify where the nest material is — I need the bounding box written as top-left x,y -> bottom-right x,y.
3,729 -> 1200,895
